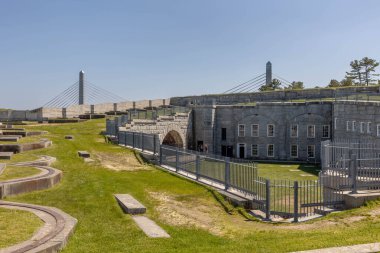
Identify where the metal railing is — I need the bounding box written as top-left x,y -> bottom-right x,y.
321,140 -> 380,193
113,131 -> 343,221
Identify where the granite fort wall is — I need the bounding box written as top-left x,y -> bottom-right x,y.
333,101 -> 380,142
170,86 -> 379,106
193,102 -> 333,162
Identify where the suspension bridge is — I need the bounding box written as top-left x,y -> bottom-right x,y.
43,71 -> 126,108
223,61 -> 292,94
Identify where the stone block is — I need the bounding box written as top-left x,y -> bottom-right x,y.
132,216 -> 170,238
78,151 -> 90,158
344,191 -> 380,209
0,152 -> 13,160
114,194 -> 146,214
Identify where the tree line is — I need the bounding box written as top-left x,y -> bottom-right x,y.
259,57 -> 379,91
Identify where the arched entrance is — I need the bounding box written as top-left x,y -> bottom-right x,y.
162,130 -> 184,148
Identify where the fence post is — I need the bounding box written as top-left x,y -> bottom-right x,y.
225,157 -> 230,191
265,179 -> 271,221
175,147 -> 179,172
159,145 -> 163,165
141,133 -> 145,152
153,135 -> 157,154
132,132 -> 135,149
351,154 -> 358,194
124,131 -> 127,146
293,181 -> 299,223
196,155 -> 200,180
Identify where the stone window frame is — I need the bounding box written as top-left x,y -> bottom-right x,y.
367,122 -> 372,134
307,125 -> 315,138
238,124 -> 245,137
267,144 -> 274,157
251,124 -> 259,137
290,124 -> 298,138
307,145 -> 315,158
334,118 -> 338,130
251,144 -> 259,157
346,121 -> 351,132
322,125 -> 330,138
352,121 -> 357,132
267,124 -> 275,137
290,144 -> 298,158
360,122 -> 365,133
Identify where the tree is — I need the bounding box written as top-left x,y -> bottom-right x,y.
259,78 -> 282,91
327,79 -> 341,87
345,57 -> 379,86
286,81 -> 304,90
360,57 -> 379,86
346,60 -> 363,85
340,77 -> 353,87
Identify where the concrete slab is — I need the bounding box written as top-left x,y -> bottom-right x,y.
344,190 -> 380,209
78,151 -> 90,158
0,152 -> 13,160
132,216 -> 170,238
217,190 -> 250,208
0,136 -> 20,142
0,163 -> 5,175
114,194 -> 146,214
291,242 -> 380,253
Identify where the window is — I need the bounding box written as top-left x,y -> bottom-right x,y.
238,124 -> 245,137
334,118 -> 338,130
322,125 -> 330,138
307,125 -> 315,138
307,145 -> 315,158
251,144 -> 258,156
377,124 -> 380,137
352,121 -> 356,132
367,122 -> 372,134
267,144 -> 274,157
290,145 -> 298,158
346,121 -> 351,131
221,128 -> 226,140
251,124 -> 259,137
267,124 -> 275,137
360,122 -> 365,133
290,125 -> 298,138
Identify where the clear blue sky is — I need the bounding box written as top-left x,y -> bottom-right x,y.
1,0 -> 379,109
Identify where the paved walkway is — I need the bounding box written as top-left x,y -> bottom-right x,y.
292,242 -> 380,253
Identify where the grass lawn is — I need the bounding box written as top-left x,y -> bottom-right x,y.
0,208 -> 43,248
0,134 -> 45,144
257,163 -> 319,181
2,119 -> 380,253
0,166 -> 41,181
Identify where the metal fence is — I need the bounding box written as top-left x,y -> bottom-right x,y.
127,106 -> 190,121
321,140 -> 380,192
114,131 -> 363,221
118,131 -> 160,155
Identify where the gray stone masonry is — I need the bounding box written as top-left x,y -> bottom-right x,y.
114,194 -> 146,214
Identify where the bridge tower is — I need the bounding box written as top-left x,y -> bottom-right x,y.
266,61 -> 272,85
79,70 -> 84,105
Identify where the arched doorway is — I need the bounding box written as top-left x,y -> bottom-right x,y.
162,130 -> 184,148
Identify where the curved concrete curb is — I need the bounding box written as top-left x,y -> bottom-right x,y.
0,157 -> 61,199
0,201 -> 77,253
